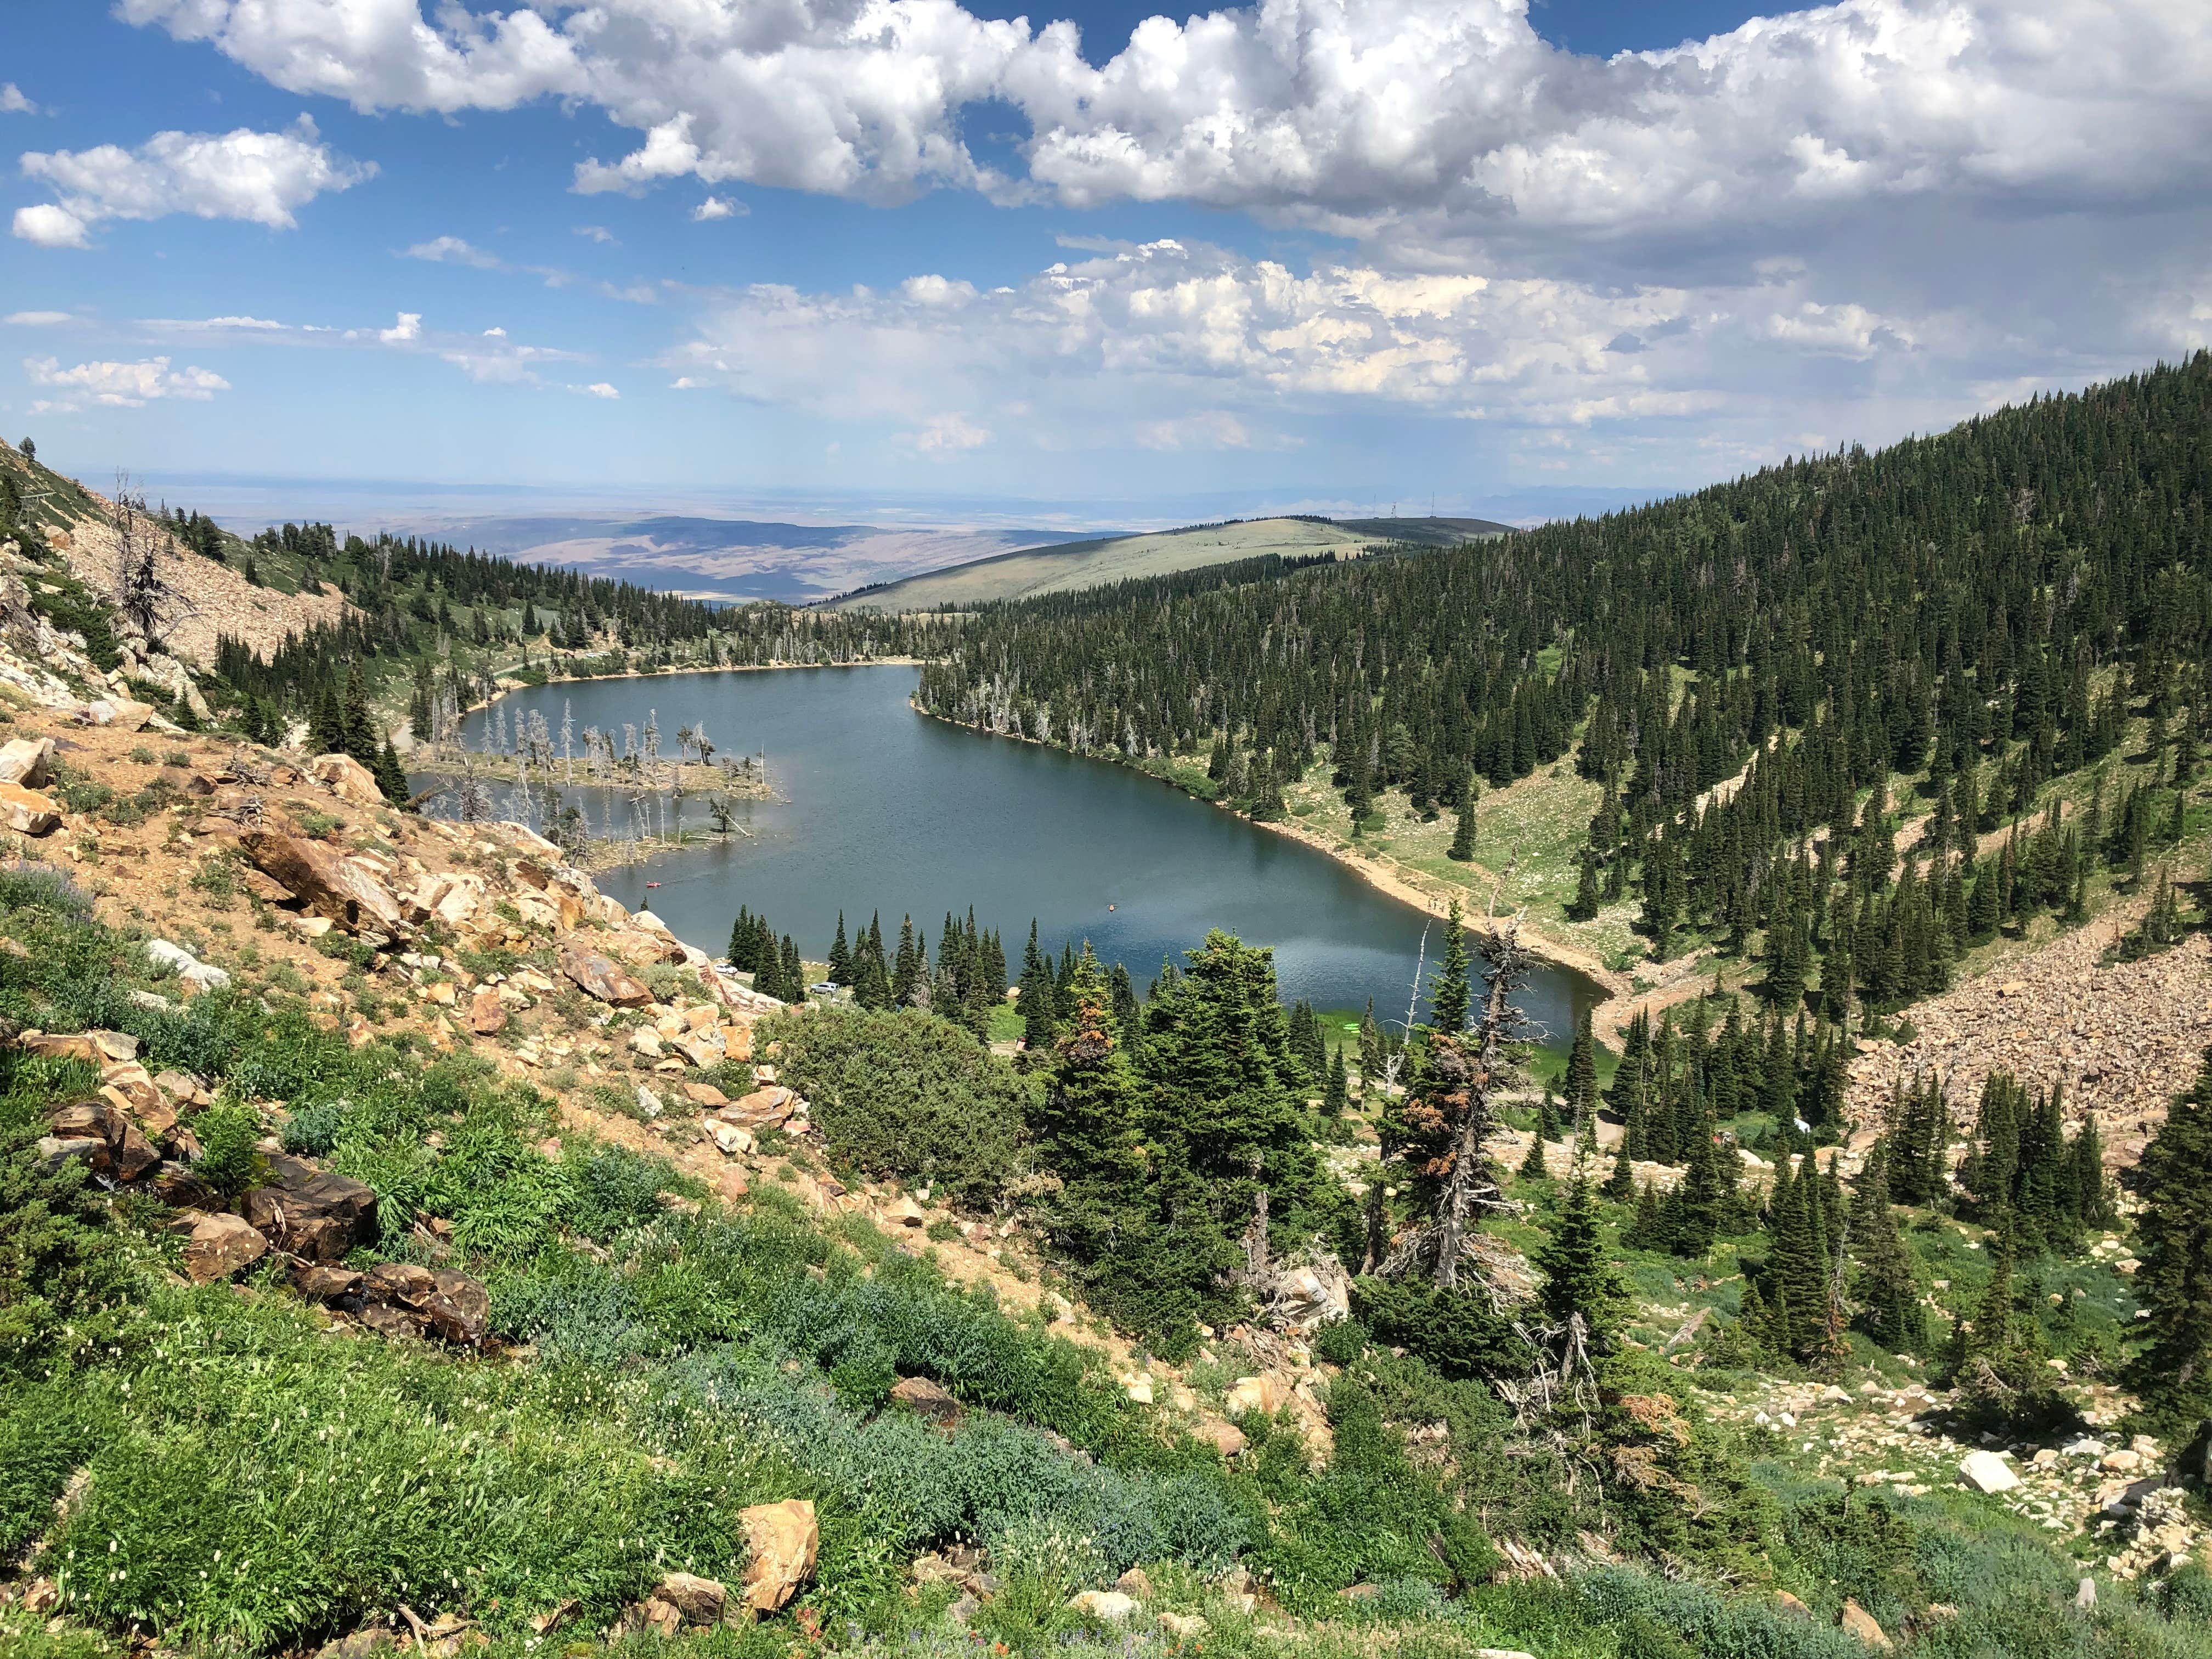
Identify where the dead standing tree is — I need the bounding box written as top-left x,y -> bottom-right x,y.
1378,906 -> 1537,1293
111,471 -> 181,653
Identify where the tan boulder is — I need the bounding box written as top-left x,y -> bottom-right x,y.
1226,1374 -> 1289,1416
308,753 -> 386,808
738,1499 -> 818,1612
724,1086 -> 795,1128
183,1213 -> 269,1283
0,781 -> 60,836
468,985 -> 506,1035
677,1028 -> 727,1069
74,697 -> 156,731
611,1600 -> 683,1640
240,828 -> 405,940
889,1375 -> 962,1426
105,1082 -> 176,1138
1069,1591 -> 1138,1624
557,937 -> 652,1006
1839,1599 -> 1891,1649
404,872 -> 487,929
20,1031 -> 101,1064
654,1573 -> 732,1627
0,735 -> 54,787
681,1081 -> 730,1108
1198,1420 -> 1247,1459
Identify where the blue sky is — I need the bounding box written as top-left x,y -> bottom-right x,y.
3,0 -> 2209,522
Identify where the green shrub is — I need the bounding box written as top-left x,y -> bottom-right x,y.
191,1104 -> 267,1199
765,1006 -> 1032,1206
0,1125 -> 140,1372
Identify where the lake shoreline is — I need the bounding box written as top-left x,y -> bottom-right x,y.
907,701 -> 1628,1005
444,654 -> 927,724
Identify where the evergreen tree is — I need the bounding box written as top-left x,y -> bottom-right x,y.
1019,920 -> 1058,1049
1565,847 -> 1600,919
372,734 -> 410,806
1849,1153 -> 1925,1353
891,915 -> 922,1007
339,664 -> 378,763
1137,931 -> 1334,1304
1604,1132 -> 1635,1202
1519,1122 -> 1550,1184
828,912 -> 851,986
1323,1045 -> 1350,1117
1622,1181 -> 1667,1251
2128,1051 -> 2212,1428
307,680 -> 346,755
1536,1166 -> 1628,1350
1561,1008 -> 1598,1128
853,913 -> 893,1010
1429,899 -> 1472,1035
1357,999 -> 1384,1094
1447,776 -> 1477,862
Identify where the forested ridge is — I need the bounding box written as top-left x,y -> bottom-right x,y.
921,356 -> 2212,994
204,522 -> 954,741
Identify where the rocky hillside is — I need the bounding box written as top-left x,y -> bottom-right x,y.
1846,902 -> 2212,1166
0,439 -> 349,667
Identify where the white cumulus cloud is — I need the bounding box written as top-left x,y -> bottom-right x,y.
112,0 -> 2212,244
0,83 -> 38,115
25,354 -> 229,408
379,312 -> 423,343
404,234 -> 502,268
13,115 -> 371,247
911,413 -> 991,456
691,195 -> 739,222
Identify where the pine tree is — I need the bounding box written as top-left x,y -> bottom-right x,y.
1020,921 -> 1057,1049
1565,847 -> 1599,918
779,934 -> 804,1001
892,915 -> 921,1007
1519,1123 -> 1550,1184
1849,1152 -> 1925,1352
1323,1046 -> 1350,1117
1561,1008 -> 1598,1128
1357,999 -> 1384,1094
1604,1132 -> 1635,1201
828,912 -> 851,985
2128,1051 -> 2212,1427
339,664 -> 377,763
854,913 -> 892,1010
1448,778 -> 1477,862
308,680 -> 346,756
1536,1166 -> 1628,1350
1623,1181 -> 1667,1251
374,734 -> 410,806
1428,899 -> 1471,1035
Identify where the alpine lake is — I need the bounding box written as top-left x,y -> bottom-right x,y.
444,664 -> 1606,1051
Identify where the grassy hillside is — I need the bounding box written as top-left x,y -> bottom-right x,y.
826,516 -> 1508,613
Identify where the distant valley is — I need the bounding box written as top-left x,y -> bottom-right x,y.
405,514 -> 1085,605
824,513 -> 1513,611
